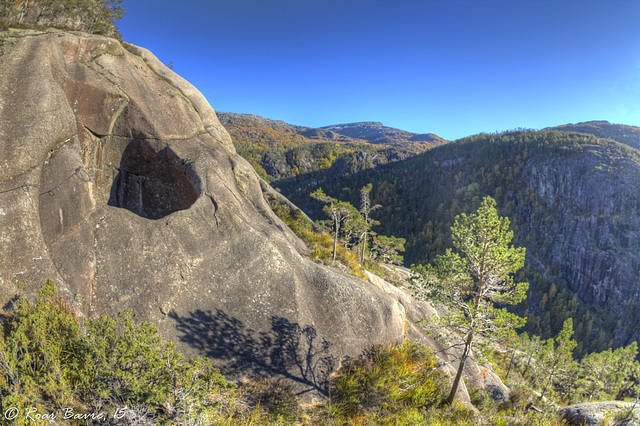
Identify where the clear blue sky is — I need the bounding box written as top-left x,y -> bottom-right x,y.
117,0 -> 640,141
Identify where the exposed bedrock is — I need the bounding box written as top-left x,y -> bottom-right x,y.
0,30 -> 501,402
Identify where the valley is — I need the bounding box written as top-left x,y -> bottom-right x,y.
221,116 -> 640,358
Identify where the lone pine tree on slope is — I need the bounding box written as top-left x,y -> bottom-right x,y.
358,183 -> 381,264
410,196 -> 528,405
310,188 -> 359,262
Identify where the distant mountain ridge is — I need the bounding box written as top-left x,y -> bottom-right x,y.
320,121 -> 448,147
216,112 -> 448,181
218,112 -> 449,150
548,120 -> 639,150
217,112 -> 358,147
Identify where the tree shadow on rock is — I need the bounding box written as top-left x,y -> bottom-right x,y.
168,309 -> 335,397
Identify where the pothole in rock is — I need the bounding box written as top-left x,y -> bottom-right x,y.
108,140 -> 200,219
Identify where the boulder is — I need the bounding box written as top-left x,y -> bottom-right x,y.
559,401 -> 640,426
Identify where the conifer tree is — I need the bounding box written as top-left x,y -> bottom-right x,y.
575,341 -> 639,401
410,196 -> 528,405
371,235 -> 406,265
310,188 -> 357,262
538,318 -> 578,401
340,203 -> 366,249
359,183 -> 381,264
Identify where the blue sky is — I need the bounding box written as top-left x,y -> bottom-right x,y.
118,0 -> 640,141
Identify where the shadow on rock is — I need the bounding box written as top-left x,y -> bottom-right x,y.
168,309 -> 335,397
108,140 -> 200,220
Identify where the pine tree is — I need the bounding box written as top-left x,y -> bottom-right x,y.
410,196 -> 528,405
575,342 -> 639,401
538,318 -> 578,401
310,188 -> 357,262
371,235 -> 406,265
359,183 -> 381,264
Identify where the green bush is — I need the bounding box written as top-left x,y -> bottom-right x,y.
330,341 -> 446,422
0,280 -> 235,425
0,280 -> 575,425
239,378 -> 301,423
269,198 -> 367,279
0,280 -> 85,423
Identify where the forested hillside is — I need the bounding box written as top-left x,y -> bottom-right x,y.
217,112 -> 447,181
273,129 -> 640,358
549,120 -> 640,150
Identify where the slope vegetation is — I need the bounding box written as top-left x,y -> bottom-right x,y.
275,129 -> 640,356
218,112 -> 447,181
549,120 -> 640,150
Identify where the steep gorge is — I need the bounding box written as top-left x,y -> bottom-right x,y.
271,130 -> 640,353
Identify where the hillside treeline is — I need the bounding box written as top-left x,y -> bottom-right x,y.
274,129 -> 640,358
0,0 -> 125,37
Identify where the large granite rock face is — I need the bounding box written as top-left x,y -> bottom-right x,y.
0,29 -> 500,402
522,143 -> 640,345
0,29 -> 391,398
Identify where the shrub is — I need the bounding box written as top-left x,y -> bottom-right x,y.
330,341 -> 446,421
0,280 -> 235,425
0,280 -> 85,424
240,378 -> 301,422
269,197 -> 366,279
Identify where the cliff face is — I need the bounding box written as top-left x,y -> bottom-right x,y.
521,142 -> 640,343
0,29 -> 501,402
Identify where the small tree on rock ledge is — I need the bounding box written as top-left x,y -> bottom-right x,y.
311,188 -> 359,262
410,196 -> 528,405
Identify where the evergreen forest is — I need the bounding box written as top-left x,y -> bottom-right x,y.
269,129 -> 640,358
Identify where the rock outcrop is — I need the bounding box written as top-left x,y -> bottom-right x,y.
0,0 -> 122,38
559,401 -> 640,426
521,141 -> 640,345
0,29 -> 499,402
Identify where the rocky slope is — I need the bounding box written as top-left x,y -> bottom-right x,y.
0,0 -> 123,38
0,28 -> 497,402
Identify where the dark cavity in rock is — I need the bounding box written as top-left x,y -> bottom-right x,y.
108,140 -> 200,219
